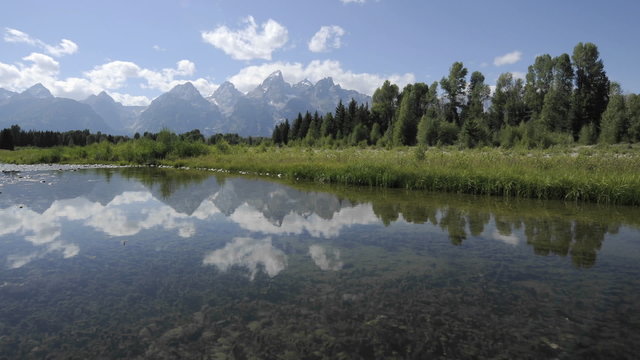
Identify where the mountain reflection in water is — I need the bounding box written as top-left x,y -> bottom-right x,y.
1,167 -> 637,270
0,167 -> 639,359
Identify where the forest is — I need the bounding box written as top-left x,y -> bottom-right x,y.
273,42 -> 640,149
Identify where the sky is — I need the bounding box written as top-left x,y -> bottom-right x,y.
1,0 -> 639,106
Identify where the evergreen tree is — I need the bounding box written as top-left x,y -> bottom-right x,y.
290,113 -> 303,141
345,99 -> 358,135
334,100 -> 347,139
299,112 -> 312,139
281,120 -> 290,144
461,117 -> 486,148
0,128 -> 14,150
272,125 -> 282,144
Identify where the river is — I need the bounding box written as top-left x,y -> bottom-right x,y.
0,166 -> 639,359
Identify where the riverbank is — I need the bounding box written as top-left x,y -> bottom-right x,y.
2,144 -> 640,205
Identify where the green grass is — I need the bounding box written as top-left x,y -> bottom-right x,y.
2,143 -> 640,205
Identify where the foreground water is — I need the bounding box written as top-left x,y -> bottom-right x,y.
0,166 -> 639,359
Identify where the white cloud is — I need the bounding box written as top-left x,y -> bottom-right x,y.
494,50 -> 523,66
0,55 -> 217,105
228,59 -> 415,95
341,0 -> 366,3
309,25 -> 346,53
85,61 -> 141,89
4,28 -> 78,57
0,52 -> 100,99
201,16 -> 288,60
152,45 -> 166,52
109,92 -> 152,107
510,71 -> 526,80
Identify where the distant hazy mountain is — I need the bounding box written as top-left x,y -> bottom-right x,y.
208,71 -> 372,136
134,82 -> 224,134
0,84 -> 112,133
0,88 -> 17,103
82,91 -> 144,134
208,81 -> 243,117
0,73 -> 371,136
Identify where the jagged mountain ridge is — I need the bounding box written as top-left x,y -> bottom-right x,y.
81,91 -> 145,134
0,72 -> 372,136
0,84 -> 113,133
134,82 -> 225,134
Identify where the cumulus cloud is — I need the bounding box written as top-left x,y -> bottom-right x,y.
494,50 -> 523,66
108,92 -> 152,107
0,54 -> 218,105
228,59 -> 415,95
0,52 -> 102,99
201,16 -> 288,60
4,28 -> 78,57
85,61 -> 141,89
340,0 -> 366,3
309,25 -> 346,53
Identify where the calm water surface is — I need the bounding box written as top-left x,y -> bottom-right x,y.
0,167 -> 639,359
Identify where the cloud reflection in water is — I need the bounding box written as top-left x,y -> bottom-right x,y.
203,237 -> 287,280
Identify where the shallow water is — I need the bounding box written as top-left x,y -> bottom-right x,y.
0,166 -> 639,359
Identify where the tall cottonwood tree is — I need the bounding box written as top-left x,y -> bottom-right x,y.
371,80 -> 399,133
572,42 -> 610,138
393,83 -> 429,146
463,71 -> 490,121
489,73 -> 527,130
540,54 -> 574,132
440,62 -> 468,126
524,54 -> 554,118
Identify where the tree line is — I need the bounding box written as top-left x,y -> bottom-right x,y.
274,42 -> 640,148
0,125 -> 268,151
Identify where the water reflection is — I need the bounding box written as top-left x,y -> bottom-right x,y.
309,244 -> 343,271
1,168 -> 639,270
1,167 -> 640,359
203,236 -> 287,279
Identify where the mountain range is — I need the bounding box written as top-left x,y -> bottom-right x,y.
0,71 -> 371,137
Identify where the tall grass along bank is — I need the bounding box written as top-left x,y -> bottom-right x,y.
2,144 -> 640,206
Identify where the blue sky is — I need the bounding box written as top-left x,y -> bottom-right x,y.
1,0 -> 638,105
